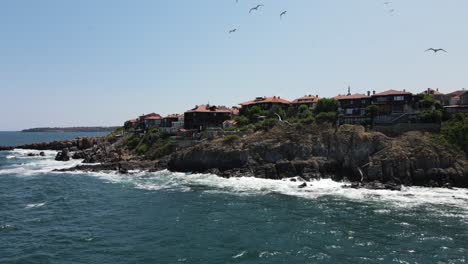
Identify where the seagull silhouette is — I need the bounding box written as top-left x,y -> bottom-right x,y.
383,1 -> 392,5
228,29 -> 237,34
280,11 -> 287,19
425,48 -> 447,53
249,4 -> 264,13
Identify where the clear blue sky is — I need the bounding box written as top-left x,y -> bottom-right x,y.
1,0 -> 467,130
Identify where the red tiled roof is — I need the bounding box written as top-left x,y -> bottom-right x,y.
372,90 -> 412,96
333,93 -> 370,100
140,113 -> 162,120
292,95 -> 319,104
231,107 -> 240,115
185,105 -> 233,113
126,119 -> 138,123
164,114 -> 181,119
422,88 -> 444,95
144,115 -> 162,120
240,96 -> 291,106
446,90 -> 466,97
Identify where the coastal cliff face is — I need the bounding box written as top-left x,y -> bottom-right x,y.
167,125 -> 467,188
3,124 -> 467,189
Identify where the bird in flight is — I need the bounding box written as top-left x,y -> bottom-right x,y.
228,29 -> 237,34
249,4 -> 264,13
383,1 -> 392,5
280,11 -> 287,19
388,9 -> 395,13
425,48 -> 447,53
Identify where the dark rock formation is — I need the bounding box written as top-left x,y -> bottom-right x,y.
55,148 -> 70,161
11,137 -> 99,151
165,124 -> 468,188
39,152 -> 45,156
0,146 -> 14,151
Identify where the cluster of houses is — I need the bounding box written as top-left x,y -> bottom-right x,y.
124,88 -> 468,134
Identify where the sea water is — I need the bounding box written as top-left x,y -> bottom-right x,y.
0,134 -> 467,263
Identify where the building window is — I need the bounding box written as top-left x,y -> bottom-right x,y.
361,100 -> 367,104
394,96 -> 404,101
376,97 -> 388,102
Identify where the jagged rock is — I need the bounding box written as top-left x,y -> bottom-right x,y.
26,153 -> 37,157
0,146 -> 14,151
72,151 -> 87,160
39,152 -> 45,156
55,148 -> 70,161
298,182 -> 307,188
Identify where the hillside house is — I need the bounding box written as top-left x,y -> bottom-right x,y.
184,105 -> 233,131
291,95 -> 319,110
240,96 -> 291,112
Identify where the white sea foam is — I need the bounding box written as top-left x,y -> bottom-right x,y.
77,170 -> 468,213
232,251 -> 247,259
25,203 -> 46,209
0,149 -> 83,176
2,150 -> 468,213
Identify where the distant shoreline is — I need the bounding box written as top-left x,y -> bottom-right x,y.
21,127 -> 118,133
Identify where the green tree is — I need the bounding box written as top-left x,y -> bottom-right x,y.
417,110 -> 443,123
314,98 -> 339,114
440,113 -> 468,156
366,105 -> 379,128
316,112 -> 338,124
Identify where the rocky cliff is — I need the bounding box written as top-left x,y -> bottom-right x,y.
3,124 -> 467,189
167,124 -> 467,189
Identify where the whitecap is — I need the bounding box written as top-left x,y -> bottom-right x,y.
232,251 -> 247,259
25,203 -> 46,209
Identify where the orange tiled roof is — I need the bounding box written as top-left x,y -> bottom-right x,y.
144,116 -> 162,120
446,90 -> 465,98
333,93 -> 370,100
164,114 -> 181,119
240,96 -> 291,106
372,90 -> 412,96
185,105 -> 232,113
292,95 -> 319,104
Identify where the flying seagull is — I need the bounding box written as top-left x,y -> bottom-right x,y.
228,28 -> 237,34
383,1 -> 392,5
249,4 -> 264,13
425,48 -> 447,53
280,11 -> 287,19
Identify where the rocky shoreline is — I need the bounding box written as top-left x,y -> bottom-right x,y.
2,124 -> 467,190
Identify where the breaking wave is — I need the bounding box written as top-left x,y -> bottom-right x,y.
1,148 -> 468,214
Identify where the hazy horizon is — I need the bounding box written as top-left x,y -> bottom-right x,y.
1,0 -> 467,130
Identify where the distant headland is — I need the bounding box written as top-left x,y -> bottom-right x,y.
21,127 -> 119,133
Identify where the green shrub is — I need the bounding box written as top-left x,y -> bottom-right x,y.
234,116 -> 250,127
239,124 -> 255,132
314,98 -> 339,114
126,137 -> 140,150
255,118 -> 278,131
135,143 -> 148,155
223,135 -> 240,144
299,116 -> 315,125
440,113 -> 468,155
417,110 -> 442,123
224,126 -> 238,132
316,112 -> 338,124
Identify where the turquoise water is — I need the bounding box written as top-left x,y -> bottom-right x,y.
0,131 -> 110,147
1,135 -> 468,263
